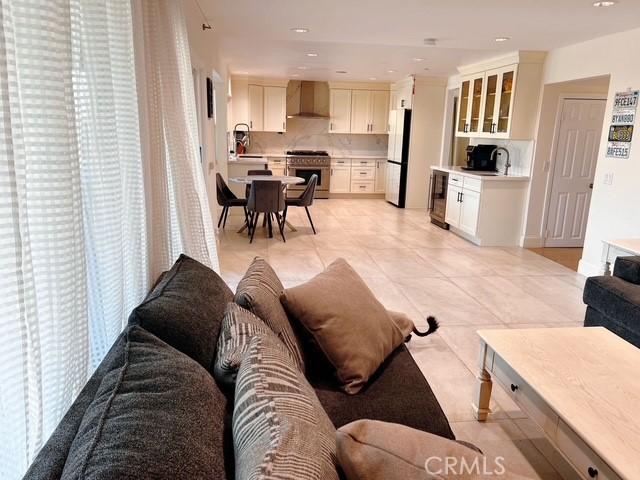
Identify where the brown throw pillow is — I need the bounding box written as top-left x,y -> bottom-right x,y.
388,310 -> 415,338
337,420 -> 502,480
235,257 -> 305,371
280,258 -> 405,394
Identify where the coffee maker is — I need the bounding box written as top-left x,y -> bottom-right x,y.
463,144 -> 498,171
233,123 -> 251,155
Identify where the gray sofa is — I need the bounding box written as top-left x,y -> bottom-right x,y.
23,255 -> 455,479
583,256 -> 640,348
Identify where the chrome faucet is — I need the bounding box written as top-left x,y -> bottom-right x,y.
491,147 -> 511,176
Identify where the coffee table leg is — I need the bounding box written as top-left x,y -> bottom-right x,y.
473,340 -> 492,421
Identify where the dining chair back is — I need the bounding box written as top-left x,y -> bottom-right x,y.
247,180 -> 286,243
216,173 -> 248,229
246,169 -> 273,198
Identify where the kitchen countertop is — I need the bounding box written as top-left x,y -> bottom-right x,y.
228,155 -> 269,165
248,152 -> 387,160
431,165 -> 529,182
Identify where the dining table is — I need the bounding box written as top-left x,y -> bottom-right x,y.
228,175 -> 305,235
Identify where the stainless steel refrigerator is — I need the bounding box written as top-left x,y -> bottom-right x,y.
385,108 -> 412,208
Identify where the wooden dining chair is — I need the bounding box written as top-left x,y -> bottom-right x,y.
247,180 -> 286,243
216,173 -> 248,229
284,174 -> 318,234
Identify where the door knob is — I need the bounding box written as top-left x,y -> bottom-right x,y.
589,183 -> 594,189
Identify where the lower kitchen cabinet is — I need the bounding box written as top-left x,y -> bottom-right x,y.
330,165 -> 351,193
375,160 -> 387,193
440,169 -> 528,246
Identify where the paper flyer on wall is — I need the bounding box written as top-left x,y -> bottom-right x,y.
606,90 -> 638,159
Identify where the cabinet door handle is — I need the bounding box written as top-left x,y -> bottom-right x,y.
250,121 -> 253,129
331,169 -> 334,176
283,122 -> 285,131
330,122 -> 334,131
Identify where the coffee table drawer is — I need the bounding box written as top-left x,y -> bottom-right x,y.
556,420 -> 621,480
492,354 -> 559,437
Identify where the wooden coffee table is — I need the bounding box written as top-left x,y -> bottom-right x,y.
474,327 -> 640,480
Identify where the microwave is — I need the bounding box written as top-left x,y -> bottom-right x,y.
464,145 -> 498,171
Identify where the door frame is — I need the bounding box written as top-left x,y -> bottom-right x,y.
541,94 -> 607,247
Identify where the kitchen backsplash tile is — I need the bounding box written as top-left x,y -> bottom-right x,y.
248,117 -> 388,158
470,138 -> 534,177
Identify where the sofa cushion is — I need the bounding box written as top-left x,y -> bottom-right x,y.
614,256 -> 640,285
311,344 -> 455,440
129,254 -> 233,370
214,302 -> 276,388
336,420 -> 497,480
235,256 -> 305,371
233,334 -> 339,480
61,326 -> 228,479
281,258 -> 405,394
388,310 -> 415,338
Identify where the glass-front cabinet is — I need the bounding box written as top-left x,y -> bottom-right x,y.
456,64 -> 518,139
456,73 -> 485,136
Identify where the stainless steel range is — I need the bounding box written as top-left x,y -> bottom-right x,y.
285,150 -> 330,199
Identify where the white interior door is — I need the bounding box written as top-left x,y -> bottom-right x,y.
545,98 -> 606,247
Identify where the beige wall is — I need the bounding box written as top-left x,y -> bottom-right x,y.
536,28 -> 640,275
523,76 -> 610,247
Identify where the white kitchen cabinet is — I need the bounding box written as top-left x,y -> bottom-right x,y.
350,90 -> 390,134
375,160 -> 387,193
350,90 -> 371,134
268,157 -> 286,176
458,188 -> 480,236
445,184 -> 462,227
330,165 -> 351,193
263,86 -> 287,132
351,180 -> 374,193
248,84 -> 264,131
329,89 -> 352,133
455,52 -> 544,140
370,91 -> 390,134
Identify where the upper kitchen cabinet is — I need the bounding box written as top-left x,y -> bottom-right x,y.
329,82 -> 390,134
329,89 -> 352,133
263,86 -> 287,132
455,52 -> 545,140
230,77 -> 288,132
248,84 -> 264,131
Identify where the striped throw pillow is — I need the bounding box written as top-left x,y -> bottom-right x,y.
214,303 -> 284,388
235,257 -> 305,371
233,334 -> 339,480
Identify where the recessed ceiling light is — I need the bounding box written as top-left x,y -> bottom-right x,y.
593,0 -> 617,6
237,71 -> 249,75
336,70 -> 348,74
297,66 -> 309,70
495,37 -> 511,42
413,58 -> 425,62
387,69 -> 396,73
291,27 -> 309,33
291,73 -> 300,77
305,52 -> 318,57
369,77 -> 377,81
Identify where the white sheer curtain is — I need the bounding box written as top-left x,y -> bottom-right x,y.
0,1 -> 147,478
136,0 -> 219,278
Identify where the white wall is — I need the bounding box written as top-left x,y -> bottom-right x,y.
537,28 -> 640,275
406,76 -> 447,209
522,76 -> 610,248
183,0 -> 229,217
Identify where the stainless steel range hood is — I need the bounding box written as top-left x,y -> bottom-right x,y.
287,81 -> 329,119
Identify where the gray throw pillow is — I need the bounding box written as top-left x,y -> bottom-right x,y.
233,334 -> 339,480
61,326 -> 228,479
235,256 -> 305,371
214,302 -> 278,387
129,254 -> 233,370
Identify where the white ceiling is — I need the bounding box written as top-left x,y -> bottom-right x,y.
199,0 -> 640,81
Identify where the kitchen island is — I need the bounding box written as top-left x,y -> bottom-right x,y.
431,166 -> 530,247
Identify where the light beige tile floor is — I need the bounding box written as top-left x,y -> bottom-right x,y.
216,199 -> 586,480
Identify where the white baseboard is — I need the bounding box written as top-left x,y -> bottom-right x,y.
578,258 -> 605,277
521,235 -> 544,248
